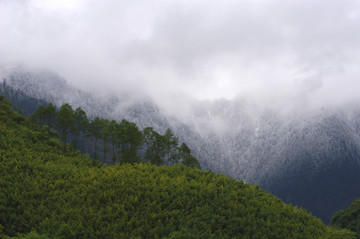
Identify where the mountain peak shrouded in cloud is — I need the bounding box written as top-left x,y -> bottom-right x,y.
1,0 -> 360,111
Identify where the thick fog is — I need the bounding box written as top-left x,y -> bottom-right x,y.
1,0 -> 360,112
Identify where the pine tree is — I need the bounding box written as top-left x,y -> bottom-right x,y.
43,103 -> 57,142
56,103 -> 75,152
109,120 -> 118,161
32,105 -> 46,125
119,119 -> 142,163
143,127 -> 164,165
179,143 -> 201,168
89,117 -> 102,159
100,118 -> 110,162
74,107 -> 88,152
163,128 -> 179,164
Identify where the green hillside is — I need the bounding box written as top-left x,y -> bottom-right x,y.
331,198 -> 360,238
0,94 -> 355,238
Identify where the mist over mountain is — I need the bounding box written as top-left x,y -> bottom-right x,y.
2,0 -> 360,226
2,67 -> 360,224
2,0 -> 360,106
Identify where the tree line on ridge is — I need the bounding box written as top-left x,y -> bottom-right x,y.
31,102 -> 200,168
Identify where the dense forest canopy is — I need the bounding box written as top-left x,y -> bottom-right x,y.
0,93 -> 356,238
331,198 -> 360,238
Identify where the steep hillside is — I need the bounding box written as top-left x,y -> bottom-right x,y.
2,67 -> 360,223
331,198 -> 360,238
1,94 -> 356,238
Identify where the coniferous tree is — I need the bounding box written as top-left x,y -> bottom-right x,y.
100,118 -> 110,162
32,105 -> 47,125
42,103 -> 57,142
56,103 -> 75,152
163,128 -> 179,164
74,107 -> 88,152
179,143 -> 201,168
143,127 -> 164,165
115,120 -> 126,161
119,119 -> 142,163
109,120 -> 118,161
143,127 -> 156,160
89,117 -> 102,159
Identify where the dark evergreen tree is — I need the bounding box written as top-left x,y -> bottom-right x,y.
32,105 -> 47,126
73,107 -> 88,152
108,120 -> 118,161
43,103 -> 57,142
119,119 -> 142,163
163,128 -> 179,164
100,118 -> 110,162
179,143 -> 201,168
143,127 -> 165,165
89,117 -> 102,159
56,103 -> 75,152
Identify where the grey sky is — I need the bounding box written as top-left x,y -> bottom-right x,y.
1,0 -> 360,109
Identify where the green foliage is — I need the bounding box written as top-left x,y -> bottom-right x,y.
179,143 -> 201,168
0,80 -> 49,117
143,127 -> 166,164
99,118 -> 110,161
89,116 -> 102,158
108,120 -> 118,161
323,229 -> 356,239
31,103 -> 57,143
0,93 -> 353,238
10,230 -> 49,239
0,95 -> 26,125
331,198 -> 360,238
73,107 -> 88,151
163,128 -> 179,164
56,103 -> 75,152
55,224 -> 75,239
143,128 -> 200,167
118,119 -> 142,163
14,96 -> 200,167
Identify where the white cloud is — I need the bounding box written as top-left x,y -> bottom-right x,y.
1,0 -> 360,110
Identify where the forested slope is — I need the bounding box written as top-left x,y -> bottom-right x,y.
3,69 -> 360,224
331,198 -> 360,238
0,94 -> 355,238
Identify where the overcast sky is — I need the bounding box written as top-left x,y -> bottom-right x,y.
1,0 -> 360,109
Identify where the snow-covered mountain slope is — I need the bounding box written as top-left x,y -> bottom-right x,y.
2,67 -> 117,119
2,67 -> 360,223
185,99 -> 360,222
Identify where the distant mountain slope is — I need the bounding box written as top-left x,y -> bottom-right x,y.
257,112 -> 360,222
0,80 -> 48,116
1,67 -> 115,119
2,66 -> 360,223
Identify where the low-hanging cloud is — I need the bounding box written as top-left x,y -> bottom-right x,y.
1,0 -> 360,111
